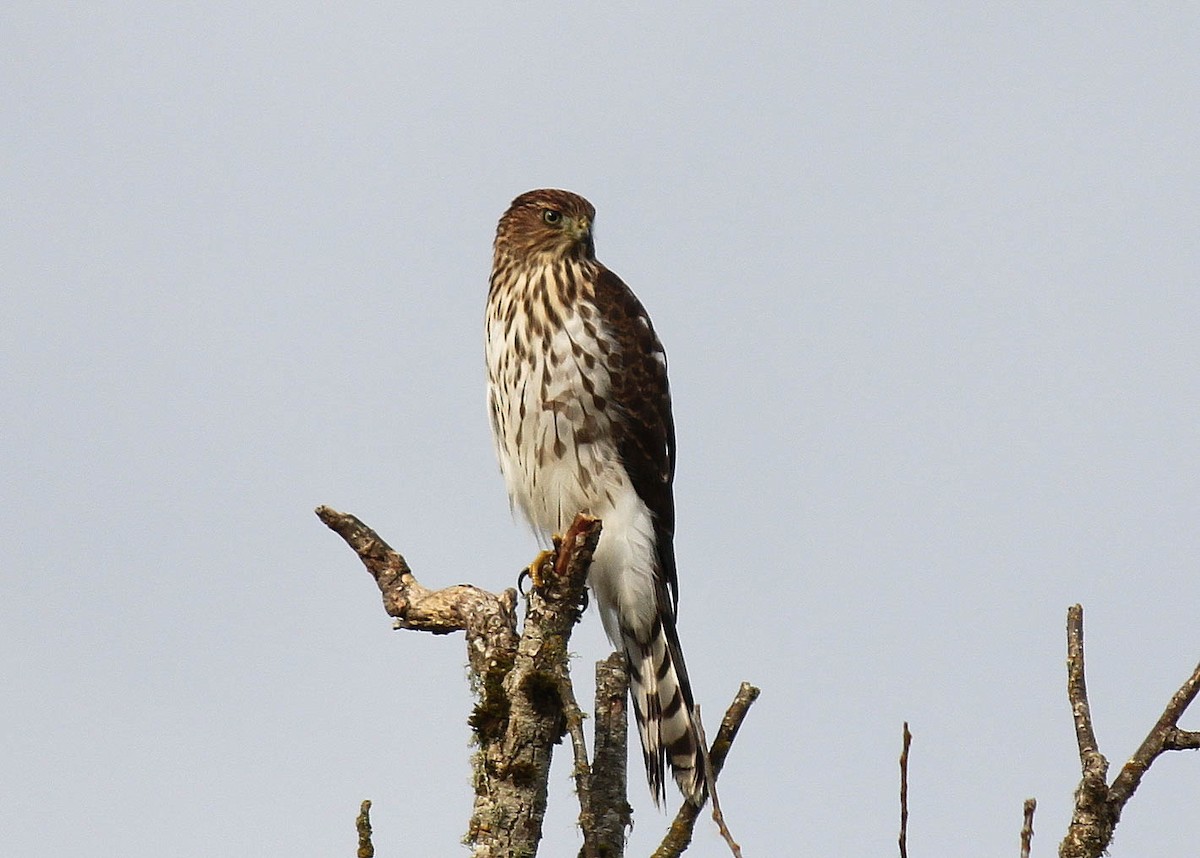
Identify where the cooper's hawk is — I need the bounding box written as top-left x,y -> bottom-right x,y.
485,189 -> 708,806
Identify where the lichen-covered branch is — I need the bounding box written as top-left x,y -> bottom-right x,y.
317,506 -> 600,858
1059,604 -> 1200,858
467,515 -> 600,856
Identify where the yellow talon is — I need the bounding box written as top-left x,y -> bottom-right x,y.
528,549 -> 556,589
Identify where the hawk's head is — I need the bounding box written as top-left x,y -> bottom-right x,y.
494,189 -> 597,262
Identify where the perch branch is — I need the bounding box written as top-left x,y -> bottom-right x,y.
651,682 -> 761,858
466,513 -> 602,856
317,506 -> 600,858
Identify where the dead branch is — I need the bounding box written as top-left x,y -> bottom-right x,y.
1059,604 -> 1200,858
651,683 -> 761,858
320,504 -> 759,856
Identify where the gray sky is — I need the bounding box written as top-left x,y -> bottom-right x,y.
4,4 -> 1199,856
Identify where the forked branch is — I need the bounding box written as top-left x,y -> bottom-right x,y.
1059,604 -> 1200,858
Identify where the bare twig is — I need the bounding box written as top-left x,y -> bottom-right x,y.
652,683 -> 760,858
1058,604 -> 1200,858
695,707 -> 743,858
899,722 -> 911,858
356,800 -> 374,858
1020,798 -> 1036,858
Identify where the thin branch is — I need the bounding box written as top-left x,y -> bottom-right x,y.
1020,798 -> 1036,858
356,800 -> 374,858
652,683 -> 761,858
1163,728 -> 1200,751
1107,657 -> 1200,810
899,722 -> 911,858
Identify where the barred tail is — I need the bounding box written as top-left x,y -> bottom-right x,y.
623,615 -> 709,806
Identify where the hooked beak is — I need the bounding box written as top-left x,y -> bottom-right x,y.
569,216 -> 591,241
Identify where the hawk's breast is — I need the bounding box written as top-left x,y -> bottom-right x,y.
486,261 -> 626,534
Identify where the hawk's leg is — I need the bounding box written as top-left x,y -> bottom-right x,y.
517,545 -> 590,610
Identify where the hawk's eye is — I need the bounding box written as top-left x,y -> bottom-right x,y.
542,209 -> 562,225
